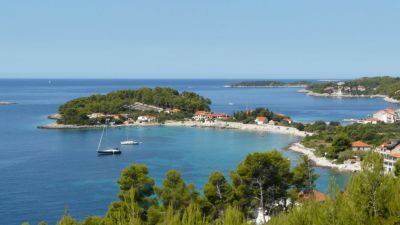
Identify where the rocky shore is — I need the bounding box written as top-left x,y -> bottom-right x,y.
289,142 -> 361,172
299,89 -> 400,104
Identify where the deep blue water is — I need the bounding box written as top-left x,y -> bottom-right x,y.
0,79 -> 397,225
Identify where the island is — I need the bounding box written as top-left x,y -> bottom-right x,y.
302,76 -> 400,103
225,80 -> 311,88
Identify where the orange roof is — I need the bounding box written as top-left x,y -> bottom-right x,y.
255,116 -> 267,121
352,141 -> 371,148
194,111 -> 209,116
299,190 -> 327,202
367,118 -> 380,122
384,108 -> 396,114
390,152 -> 400,158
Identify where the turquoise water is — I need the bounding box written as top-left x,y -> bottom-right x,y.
0,79 -> 395,225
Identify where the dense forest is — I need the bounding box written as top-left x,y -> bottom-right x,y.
301,122 -> 400,162
306,76 -> 400,100
24,152 -> 400,225
227,80 -> 310,87
57,87 -> 211,125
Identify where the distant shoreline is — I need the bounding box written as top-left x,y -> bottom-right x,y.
299,89 -> 400,104
224,85 -> 307,88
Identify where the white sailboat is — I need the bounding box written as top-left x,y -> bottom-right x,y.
120,127 -> 140,145
97,121 -> 121,155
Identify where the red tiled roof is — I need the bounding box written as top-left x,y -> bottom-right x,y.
390,152 -> 400,158
367,118 -> 380,122
194,111 -> 209,116
299,190 -> 327,202
384,108 -> 396,114
255,116 -> 267,121
352,141 -> 371,148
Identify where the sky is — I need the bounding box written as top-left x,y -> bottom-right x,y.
0,0 -> 399,79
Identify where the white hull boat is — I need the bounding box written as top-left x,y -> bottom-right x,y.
120,140 -> 140,145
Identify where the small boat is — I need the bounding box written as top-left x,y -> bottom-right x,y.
97,120 -> 121,155
120,139 -> 140,145
97,147 -> 121,155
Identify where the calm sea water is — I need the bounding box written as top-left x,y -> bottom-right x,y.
0,79 -> 397,225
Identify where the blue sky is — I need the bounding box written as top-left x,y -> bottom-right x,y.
0,0 -> 399,79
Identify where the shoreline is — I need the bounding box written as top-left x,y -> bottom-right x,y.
38,120 -> 311,137
225,85 -> 307,88
299,89 -> 400,104
289,142 -> 360,172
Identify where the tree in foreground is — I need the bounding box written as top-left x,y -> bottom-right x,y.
292,155 -> 319,193
231,150 -> 291,220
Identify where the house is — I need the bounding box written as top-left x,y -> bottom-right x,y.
298,190 -> 327,202
207,113 -> 228,121
373,108 -> 399,123
192,111 -> 210,121
364,117 -> 380,124
255,116 -> 267,125
88,112 -> 106,119
165,108 -> 181,114
352,141 -> 371,151
378,140 -> 400,173
137,115 -> 157,123
268,120 -> 276,125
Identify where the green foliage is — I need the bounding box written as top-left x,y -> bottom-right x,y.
117,164 -> 156,209
231,151 -> 291,217
58,87 -> 211,125
203,171 -> 233,219
56,211 -> 78,225
394,160 -> 400,177
155,170 -> 199,212
292,155 -> 319,192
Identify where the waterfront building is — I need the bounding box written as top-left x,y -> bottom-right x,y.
372,108 -> 399,123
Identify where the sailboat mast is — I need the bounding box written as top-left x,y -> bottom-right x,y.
97,125 -> 106,151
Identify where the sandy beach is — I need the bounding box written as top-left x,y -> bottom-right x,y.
289,142 -> 361,172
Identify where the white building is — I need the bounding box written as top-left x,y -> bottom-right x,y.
137,115 -> 157,123
192,111 -> 210,121
378,141 -> 400,173
373,108 -> 399,123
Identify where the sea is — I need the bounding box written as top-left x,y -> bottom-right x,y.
0,79 -> 397,225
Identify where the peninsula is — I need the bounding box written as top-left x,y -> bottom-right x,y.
302,76 -> 400,103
